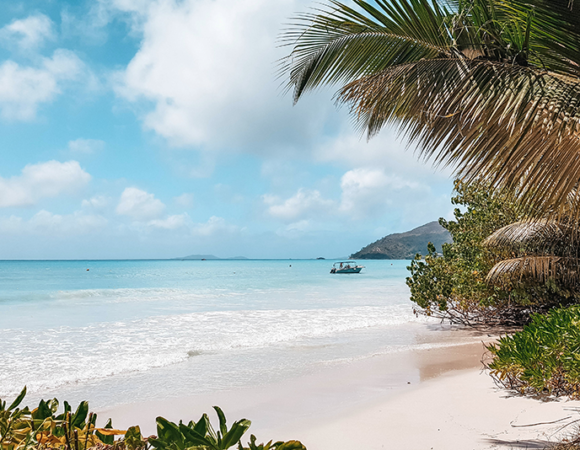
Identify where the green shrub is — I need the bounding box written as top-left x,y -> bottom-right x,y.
487,305 -> 580,398
406,180 -> 575,326
0,388 -> 306,450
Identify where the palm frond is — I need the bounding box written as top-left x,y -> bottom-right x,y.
338,59 -> 580,217
486,255 -> 580,287
282,0 -> 580,217
484,219 -> 575,255
504,0 -> 580,74
280,0 -> 451,102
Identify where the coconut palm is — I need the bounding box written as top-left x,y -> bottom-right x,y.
282,0 -> 580,218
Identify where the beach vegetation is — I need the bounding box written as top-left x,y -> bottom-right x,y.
282,0 -> 580,221
406,180 -> 578,326
0,388 -> 306,450
487,305 -> 580,399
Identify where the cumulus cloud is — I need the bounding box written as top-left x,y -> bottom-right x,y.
0,160 -> 91,207
0,50 -> 85,120
116,187 -> 166,220
174,193 -> 194,208
0,14 -> 55,50
68,138 -> 105,154
81,195 -> 110,211
0,210 -> 107,235
263,167 -> 440,223
264,189 -> 336,222
113,0 -> 336,153
148,213 -> 189,229
314,129 -> 456,179
339,168 -> 425,218
190,216 -> 238,237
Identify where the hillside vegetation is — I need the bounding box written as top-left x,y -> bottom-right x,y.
350,221 -> 451,260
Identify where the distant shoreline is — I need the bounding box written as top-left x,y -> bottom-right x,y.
0,258 -> 404,262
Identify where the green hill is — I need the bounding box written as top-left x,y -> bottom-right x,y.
350,221 -> 451,260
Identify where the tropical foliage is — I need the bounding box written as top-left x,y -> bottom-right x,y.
487,305 -> 580,399
406,180 -> 577,325
0,387 -> 127,450
0,388 -> 305,450
282,0 -> 580,219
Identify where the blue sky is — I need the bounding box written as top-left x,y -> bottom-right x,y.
0,0 -> 454,259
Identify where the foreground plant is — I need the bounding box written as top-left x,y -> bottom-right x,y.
487,306 -> 580,398
0,387 -> 126,450
0,389 -> 306,450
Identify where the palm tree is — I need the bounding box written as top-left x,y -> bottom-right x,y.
282,0 -> 580,219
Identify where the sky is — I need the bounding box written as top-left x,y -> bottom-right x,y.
0,0 -> 454,259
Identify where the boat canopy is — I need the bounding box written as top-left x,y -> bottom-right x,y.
332,261 -> 358,267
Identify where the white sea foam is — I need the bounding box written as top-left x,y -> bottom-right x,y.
0,304 -> 424,397
0,259 -> 433,405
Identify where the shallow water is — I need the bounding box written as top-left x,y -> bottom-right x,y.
0,259 -> 470,408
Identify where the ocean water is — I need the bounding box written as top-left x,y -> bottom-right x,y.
0,259 -> 468,408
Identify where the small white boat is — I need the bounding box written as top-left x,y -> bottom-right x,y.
330,261 -> 365,274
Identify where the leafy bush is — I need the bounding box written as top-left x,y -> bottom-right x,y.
487,305 -> 580,398
406,180 -> 575,326
0,386 -> 126,450
0,388 -> 306,450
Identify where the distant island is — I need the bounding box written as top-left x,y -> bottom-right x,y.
174,254 -> 249,260
350,221 -> 451,260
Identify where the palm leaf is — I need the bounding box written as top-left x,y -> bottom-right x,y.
486,255 -> 580,287
283,0 -> 580,217
484,219 -> 575,255
338,59 -> 580,217
280,0 -> 451,102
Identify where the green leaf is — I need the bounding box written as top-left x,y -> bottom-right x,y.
32,400 -> 52,423
96,418 -> 115,445
222,420 -> 251,449
71,401 -> 89,429
8,386 -> 27,411
194,414 -> 210,439
213,406 -> 227,438
179,424 -> 212,448
156,417 -> 185,450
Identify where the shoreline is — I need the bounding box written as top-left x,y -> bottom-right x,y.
97,339 -> 580,449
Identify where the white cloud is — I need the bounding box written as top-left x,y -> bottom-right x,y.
81,195 -> 110,211
190,216 -> 238,237
69,138 -> 105,154
29,210 -> 108,233
264,189 -> 336,222
339,168 -> 425,218
0,160 -> 91,207
148,213 -> 189,229
0,215 -> 23,233
263,167 -> 440,223
114,0 -> 336,153
0,210 -> 107,235
0,49 -> 85,120
314,129 -> 455,178
116,187 -> 165,220
174,192 -> 194,208
0,14 -> 55,50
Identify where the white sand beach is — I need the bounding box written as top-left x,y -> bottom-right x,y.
98,340 -> 580,450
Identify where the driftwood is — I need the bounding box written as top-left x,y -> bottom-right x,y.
413,298 -> 560,328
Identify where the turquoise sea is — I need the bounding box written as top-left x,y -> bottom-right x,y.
0,259 -> 464,408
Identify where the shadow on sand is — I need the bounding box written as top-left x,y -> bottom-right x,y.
483,438 -> 550,448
